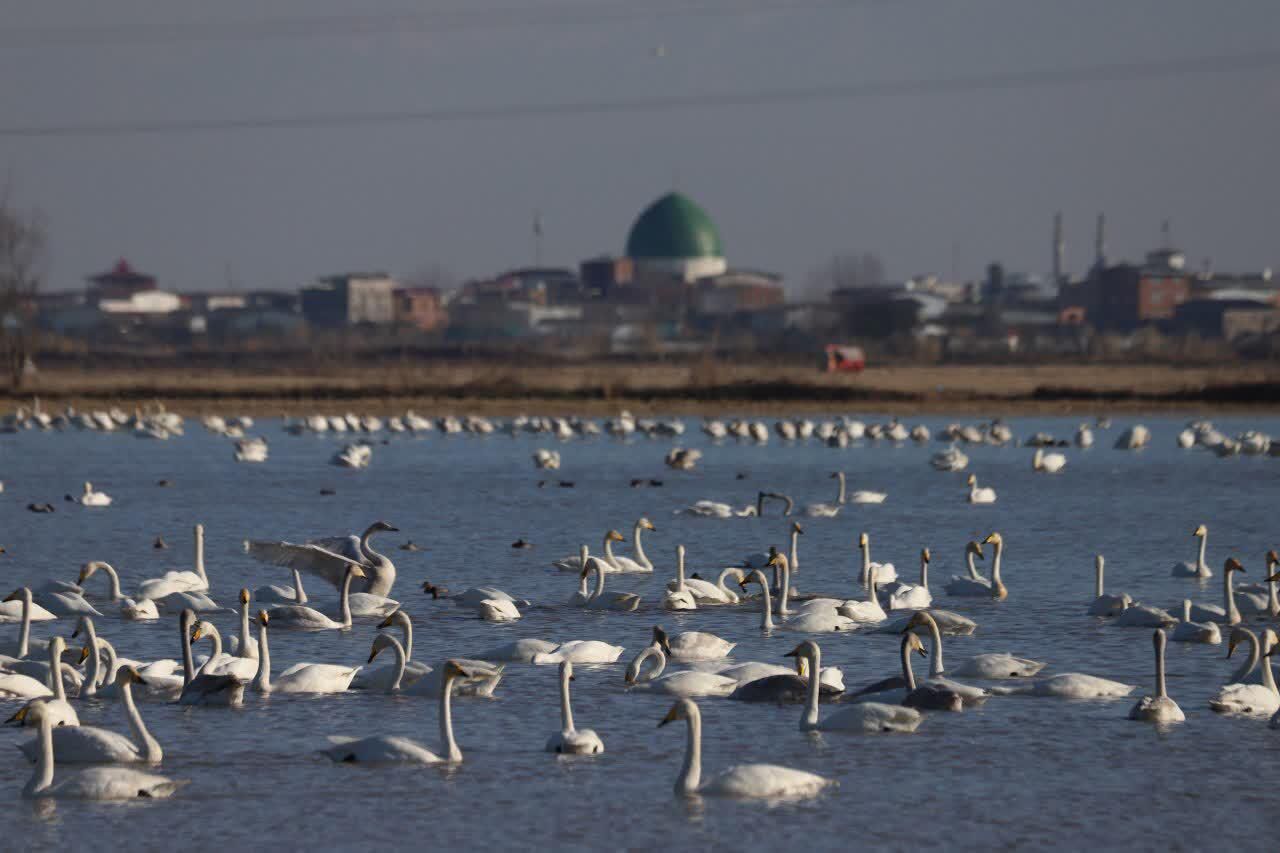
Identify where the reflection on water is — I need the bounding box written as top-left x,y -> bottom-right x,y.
1,414 -> 1279,850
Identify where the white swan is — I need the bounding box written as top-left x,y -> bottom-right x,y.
858,532 -> 897,585
267,562 -> 365,629
885,549 -> 933,611
662,545 -> 698,611
931,445 -> 969,472
12,701 -> 184,799
942,541 -> 987,597
473,638 -> 560,663
945,534 -> 1006,599
804,472 -> 845,517
903,611 -> 1045,680
545,660 -> 604,755
1170,599 -> 1222,644
77,562 -> 157,621
786,641 -> 922,733
191,621 -> 259,681
0,586 -> 58,626
678,499 -> 757,518
742,522 -> 804,574
989,672 -> 1135,699
138,523 -> 210,600
254,568 -> 308,605
607,519 -> 657,573
319,661 -> 476,764
251,611 -> 360,694
674,567 -> 742,605
178,609 -> 245,706
78,482 -> 112,507
15,667 -> 163,764
849,485 -> 887,504
966,474 -> 996,504
1088,555 -> 1132,616
1209,627 -> 1280,715
659,699 -> 835,799
428,582 -> 530,611
246,520 -> 399,598
351,610 -> 432,689
739,570 -> 777,632
653,625 -> 736,662
576,557 -> 642,611
226,589 -> 260,660
478,598 -> 522,622
1128,629 -> 1185,723
1173,557 -> 1244,625
531,640 -> 625,666
786,555 -> 879,627
35,586 -> 102,618
34,637 -> 79,727
1031,448 -> 1067,473
1114,601 -> 1177,628
624,645 -> 738,698
91,639 -> 184,702
1,589 -> 57,660
1171,524 -> 1212,578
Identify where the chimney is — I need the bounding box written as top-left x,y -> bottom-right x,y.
1052,212 -> 1065,286
1094,213 -> 1107,269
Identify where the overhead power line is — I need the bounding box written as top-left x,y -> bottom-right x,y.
2,49 -> 1276,140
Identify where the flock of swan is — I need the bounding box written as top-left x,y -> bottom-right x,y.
3,404 -> 1280,809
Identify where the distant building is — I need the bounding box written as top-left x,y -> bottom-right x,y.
301,273 -> 397,328
1060,247 -> 1193,331
394,287 -> 448,332
86,259 -> 156,303
625,192 -> 727,283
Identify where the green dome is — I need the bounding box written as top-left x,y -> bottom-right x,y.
625,192 -> 723,259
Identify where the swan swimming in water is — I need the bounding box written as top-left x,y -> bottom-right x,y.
1209,627 -> 1280,716
14,666 -> 163,764
78,482 -> 112,507
9,700 -> 184,799
576,557 -> 642,611
1171,524 -> 1212,578
1173,558 -> 1245,625
652,625 -> 736,661
625,645 -> 738,698
267,562 -> 366,630
251,611 -> 361,694
1170,599 -> 1222,644
966,474 -> 996,504
786,641 -> 921,732
804,472 -> 846,517
662,546 -> 698,611
246,520 -> 399,598
178,609 -> 245,706
546,660 -> 604,754
1087,555 -> 1132,617
658,698 -> 835,799
1128,629 -> 1184,723
857,532 -> 897,585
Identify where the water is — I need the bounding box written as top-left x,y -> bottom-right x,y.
2,414 -> 1278,851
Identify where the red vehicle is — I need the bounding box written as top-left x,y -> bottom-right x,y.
824,344 -> 866,373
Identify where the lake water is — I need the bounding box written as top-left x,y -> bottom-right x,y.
2,414 -> 1278,851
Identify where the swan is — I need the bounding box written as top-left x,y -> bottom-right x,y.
191,620 -> 259,681
804,472 -> 845,517
553,532 -> 615,571
578,558 -> 642,611
607,518 -> 657,573
1114,601 -> 1177,628
78,482 -> 112,507
1128,629 -> 1184,723
1031,448 -> 1067,473
226,589 -> 260,660
545,660 -> 604,754
1172,558 -> 1245,625
885,549 -> 933,611
0,587 -> 58,626
91,639 -> 184,702
945,535 -> 1006,598
788,554 -> 882,625
426,582 -> 530,611
469,638 -> 558,666
624,645 -> 738,698
1088,555 -> 1132,616
1209,627 -> 1280,715
567,546 -> 592,605
1170,600 -> 1222,644
849,485 -> 887,504
531,640 -> 625,666
988,672 -> 1135,699
786,641 -> 921,732
1171,524 -> 1212,578
11,700 -> 184,799
319,660 -> 477,764
1,589 -> 58,659
742,521 -> 804,574
726,655 -> 844,704
33,637 -> 79,727
478,598 -> 522,622
178,609 -> 245,706
77,562 -> 157,620
246,520 -> 399,598
673,567 -> 743,605
678,500 -> 757,518
251,611 -> 360,694
658,699 -> 835,799
847,621 -> 980,708
858,532 -> 897,585
662,546 -> 698,611
254,568 -> 308,606
364,633 -> 504,698
267,562 -> 365,629
34,586 -> 102,618
653,625 -> 736,661
15,667 -> 163,764
966,474 -> 996,504
138,524 -> 210,601
931,445 -> 969,472
351,610 -> 432,689
0,670 -> 53,701
904,611 -> 1044,679
738,570 -> 777,632
892,633 -> 963,711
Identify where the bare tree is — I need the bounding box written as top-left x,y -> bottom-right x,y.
800,252 -> 886,300
0,185 -> 47,389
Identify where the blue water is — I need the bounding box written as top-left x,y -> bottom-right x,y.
2,414 -> 1278,851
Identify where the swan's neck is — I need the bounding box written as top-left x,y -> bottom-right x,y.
1262,634 -> 1278,695
628,644 -> 665,683
591,562 -> 606,601
633,524 -> 652,571
860,542 -> 871,587
1224,569 -> 1240,625
676,707 -> 703,795
181,617 -> 195,685
835,473 -> 846,505
991,542 -> 1003,585
359,527 -> 394,596
966,549 -> 981,581
801,648 -> 822,730
900,638 -> 918,691
1230,631 -> 1260,683
18,591 -> 30,659
439,670 -> 462,762
386,636 -> 406,692
926,615 -> 944,677
1270,565 -> 1280,617
398,612 -> 414,661
1196,533 -> 1208,572
1095,559 -> 1104,598
206,626 -> 223,663
790,529 -> 799,572
293,569 -> 308,604
339,569 -> 355,628
99,639 -> 119,687
194,524 -> 208,586
82,622 -> 101,697
920,556 -> 929,588
1154,634 -> 1168,698
238,606 -> 252,659
103,564 -> 123,600
26,718 -> 55,797
676,548 -> 686,590
559,667 -> 575,732
603,535 -> 617,567
717,569 -> 740,603
777,559 -> 791,617
759,575 -> 774,631
121,681 -> 162,763
1182,599 -> 1191,622
253,619 -> 271,693
48,644 -> 67,702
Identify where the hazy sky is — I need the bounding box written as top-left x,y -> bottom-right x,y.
1,0 -> 1277,294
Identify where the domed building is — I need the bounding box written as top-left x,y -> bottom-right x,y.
624,192 -> 727,283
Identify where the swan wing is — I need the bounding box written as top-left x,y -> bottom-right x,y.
702,764 -> 835,799
819,702 -> 922,733
276,664 -> 360,693
20,726 -> 142,764
47,767 -> 185,800
244,541 -> 362,589
320,735 -> 441,764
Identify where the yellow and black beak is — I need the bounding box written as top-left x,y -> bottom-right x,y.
78,645 -> 92,665
5,706 -> 29,726
657,707 -> 680,728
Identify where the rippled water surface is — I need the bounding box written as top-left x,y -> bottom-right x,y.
3,414 -> 1279,851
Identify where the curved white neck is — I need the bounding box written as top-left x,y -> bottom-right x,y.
801,647 -> 822,730
835,473 -> 846,505
900,638 -> 917,691
47,643 -> 67,702
756,573 -> 774,631
628,644 -> 666,683
590,562 -> 606,601
383,635 -> 406,692
558,665 -> 575,732
717,568 -> 741,602
98,639 -> 119,687
27,718 -> 55,797
17,590 -> 31,659
633,524 -> 652,570
924,614 -> 944,677
338,569 -> 356,628
991,541 -> 1004,585
1224,569 -> 1240,625
439,669 -> 462,762
966,548 -> 981,581
603,535 -> 617,567
675,705 -> 703,795
864,563 -> 878,599
81,621 -> 101,697
1095,557 -> 1105,598
396,611 -> 414,660
1262,634 -> 1278,695
1230,630 -> 1260,683
121,679 -> 162,762
293,569 -> 308,604
203,625 -> 223,664
253,619 -> 272,693
96,564 -> 123,600
777,559 -> 791,616
194,524 -> 208,586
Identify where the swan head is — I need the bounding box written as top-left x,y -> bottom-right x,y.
258,610 -> 270,626
442,659 -> 477,680
859,533 -> 868,548
239,588 -> 251,605
903,631 -> 928,657
377,609 -> 402,629
902,611 -> 938,633
5,702 -> 34,726
638,518 -> 656,532
784,640 -> 819,663
369,633 -> 398,663
115,665 -> 146,687
658,698 -> 696,728
983,532 -> 1003,546
369,521 -> 399,534
78,561 -> 108,584
966,474 -> 977,485
1193,524 -> 1207,537
1226,627 -> 1253,658
651,626 -> 673,656
70,615 -> 93,639
347,565 -> 367,579
966,541 -> 984,558
766,552 -> 790,572
737,570 -> 763,591
1224,557 -> 1245,575
607,530 -> 626,543
1265,629 -> 1280,657
2,587 -> 30,603
791,522 -> 804,535
921,548 -> 931,563
1267,550 -> 1279,570
77,644 -> 92,665
192,621 -> 218,643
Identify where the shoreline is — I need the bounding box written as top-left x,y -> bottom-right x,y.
4,363 -> 1280,416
